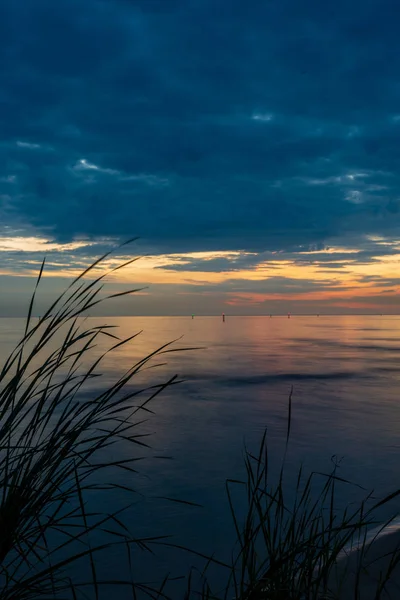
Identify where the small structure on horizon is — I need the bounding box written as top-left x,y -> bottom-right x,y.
222,313 -> 225,322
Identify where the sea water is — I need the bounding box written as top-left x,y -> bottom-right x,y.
1,315 -> 400,597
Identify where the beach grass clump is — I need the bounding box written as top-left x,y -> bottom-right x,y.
0,241 -> 188,599
214,393 -> 400,600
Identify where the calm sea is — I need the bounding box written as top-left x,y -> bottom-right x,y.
1,315 -> 400,596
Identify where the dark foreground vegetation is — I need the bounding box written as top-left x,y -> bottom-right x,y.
0,243 -> 399,599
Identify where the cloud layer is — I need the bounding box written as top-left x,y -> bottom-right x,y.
1,0 -> 400,313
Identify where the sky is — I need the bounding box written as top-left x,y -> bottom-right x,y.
1,0 -> 400,315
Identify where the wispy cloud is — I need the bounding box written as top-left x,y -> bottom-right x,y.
72,159 -> 119,175
252,113 -> 274,122
120,174 -> 170,187
16,141 -> 41,150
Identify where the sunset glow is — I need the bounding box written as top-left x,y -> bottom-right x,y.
0,232 -> 399,314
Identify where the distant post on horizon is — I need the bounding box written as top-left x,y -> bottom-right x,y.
222,313 -> 225,322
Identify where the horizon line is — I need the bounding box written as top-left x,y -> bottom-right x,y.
1,313 -> 400,319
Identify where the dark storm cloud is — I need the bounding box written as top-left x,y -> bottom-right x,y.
2,0 -> 400,254
155,237 -> 400,272
171,276 -> 345,296
357,275 -> 400,287
156,253 -> 266,272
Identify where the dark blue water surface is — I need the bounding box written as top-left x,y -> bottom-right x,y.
1,315 -> 400,597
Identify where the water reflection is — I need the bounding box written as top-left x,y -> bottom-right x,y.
1,315 -> 400,596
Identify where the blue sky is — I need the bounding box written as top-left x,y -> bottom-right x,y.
1,0 -> 400,315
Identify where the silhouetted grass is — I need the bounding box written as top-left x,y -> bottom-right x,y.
192,392 -> 400,600
0,240 -> 197,599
